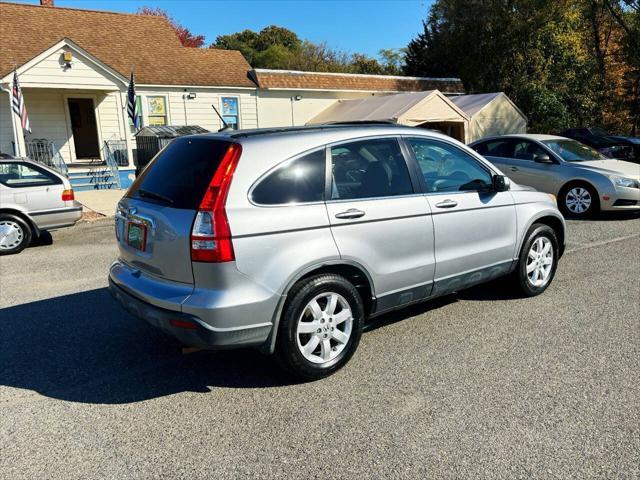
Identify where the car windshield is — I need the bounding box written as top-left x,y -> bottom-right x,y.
542,139 -> 606,162
590,127 -> 609,137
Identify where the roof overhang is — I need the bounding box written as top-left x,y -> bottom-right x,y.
1,37 -> 128,89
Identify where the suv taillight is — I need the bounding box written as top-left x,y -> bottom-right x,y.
190,143 -> 242,263
61,189 -> 74,201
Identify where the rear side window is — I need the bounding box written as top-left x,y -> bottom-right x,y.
251,150 -> 325,205
0,162 -> 60,188
128,137 -> 233,209
473,140 -> 513,158
330,137 -> 413,200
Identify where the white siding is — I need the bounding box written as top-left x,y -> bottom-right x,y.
22,89 -> 73,162
0,91 -> 15,156
96,91 -> 123,142
17,47 -> 120,90
257,90 -> 382,127
136,88 -> 258,131
18,89 -> 125,163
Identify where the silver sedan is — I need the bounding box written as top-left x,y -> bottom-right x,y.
0,159 -> 82,254
471,134 -> 640,217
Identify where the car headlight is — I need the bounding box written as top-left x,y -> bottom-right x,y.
610,175 -> 640,189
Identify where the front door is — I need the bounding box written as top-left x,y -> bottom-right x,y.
325,136 -> 435,312
68,98 -> 100,159
404,136 -> 516,297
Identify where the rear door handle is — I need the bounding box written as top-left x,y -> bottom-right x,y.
510,166 -> 519,172
335,208 -> 365,219
434,199 -> 458,209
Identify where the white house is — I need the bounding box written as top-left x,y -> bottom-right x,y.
0,1 -> 262,188
0,0 -> 465,190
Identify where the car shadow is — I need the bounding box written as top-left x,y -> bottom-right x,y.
1,282 -> 517,404
28,230 -> 53,248
567,211 -> 640,222
0,288 -> 293,404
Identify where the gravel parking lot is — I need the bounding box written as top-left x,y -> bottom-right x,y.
1,214 -> 638,479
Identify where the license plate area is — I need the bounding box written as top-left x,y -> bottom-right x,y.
126,221 -> 148,251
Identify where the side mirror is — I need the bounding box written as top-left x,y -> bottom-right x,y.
534,153 -> 553,164
492,174 -> 510,192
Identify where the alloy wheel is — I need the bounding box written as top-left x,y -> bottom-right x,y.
296,292 -> 353,364
0,220 -> 24,250
565,187 -> 592,214
526,236 -> 554,287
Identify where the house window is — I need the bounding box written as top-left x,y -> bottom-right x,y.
147,96 -> 168,126
221,97 -> 239,130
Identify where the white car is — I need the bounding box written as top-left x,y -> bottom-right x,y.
0,159 -> 82,255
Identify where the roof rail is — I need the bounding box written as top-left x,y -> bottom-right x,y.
228,123 -> 402,139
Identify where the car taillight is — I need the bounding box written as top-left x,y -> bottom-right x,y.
190,143 -> 242,263
61,189 -> 74,201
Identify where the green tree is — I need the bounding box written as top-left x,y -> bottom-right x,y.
404,0 -> 635,133
212,26 -> 391,75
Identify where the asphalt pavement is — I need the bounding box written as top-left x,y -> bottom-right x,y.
0,213 -> 638,479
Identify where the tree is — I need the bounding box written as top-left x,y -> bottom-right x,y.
378,48 -> 406,75
137,7 -> 205,48
211,26 -> 390,74
404,0 -> 635,133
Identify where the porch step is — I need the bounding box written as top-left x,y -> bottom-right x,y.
69,171 -> 118,191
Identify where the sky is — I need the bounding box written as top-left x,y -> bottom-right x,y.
13,0 -> 432,58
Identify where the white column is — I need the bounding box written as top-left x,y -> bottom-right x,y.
3,88 -> 25,157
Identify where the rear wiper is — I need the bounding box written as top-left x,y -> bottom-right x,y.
137,189 -> 174,205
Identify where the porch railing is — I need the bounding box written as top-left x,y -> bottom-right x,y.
24,140 -> 68,176
104,139 -> 129,167
101,140 -> 123,189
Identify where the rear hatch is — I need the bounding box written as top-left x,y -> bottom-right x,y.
116,136 -> 234,284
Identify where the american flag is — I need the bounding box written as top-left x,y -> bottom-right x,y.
127,72 -> 141,130
12,69 -> 30,133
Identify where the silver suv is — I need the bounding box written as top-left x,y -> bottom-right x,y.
109,125 -> 565,379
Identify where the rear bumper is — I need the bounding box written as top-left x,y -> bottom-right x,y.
109,278 -> 273,349
108,260 -> 279,350
30,203 -> 82,230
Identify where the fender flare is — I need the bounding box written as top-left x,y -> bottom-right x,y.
260,259 -> 375,354
0,208 -> 41,237
515,210 -> 566,261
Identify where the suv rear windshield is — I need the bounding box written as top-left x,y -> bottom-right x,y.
128,137 -> 233,209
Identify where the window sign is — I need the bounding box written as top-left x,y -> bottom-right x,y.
147,96 -> 167,126
221,97 -> 239,129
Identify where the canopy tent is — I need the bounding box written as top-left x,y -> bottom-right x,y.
451,92 -> 527,143
307,90 -> 470,142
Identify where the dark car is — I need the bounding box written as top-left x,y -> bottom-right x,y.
559,128 -> 636,162
608,135 -> 640,164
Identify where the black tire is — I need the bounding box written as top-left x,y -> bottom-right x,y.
275,274 -> 364,380
558,182 -> 599,218
0,213 -> 32,255
510,224 -> 559,297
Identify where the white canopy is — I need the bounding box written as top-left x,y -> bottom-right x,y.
307,90 -> 469,128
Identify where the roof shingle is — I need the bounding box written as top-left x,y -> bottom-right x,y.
0,2 -> 255,87
253,69 -> 465,93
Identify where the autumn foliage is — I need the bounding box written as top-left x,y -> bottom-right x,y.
137,7 -> 205,48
